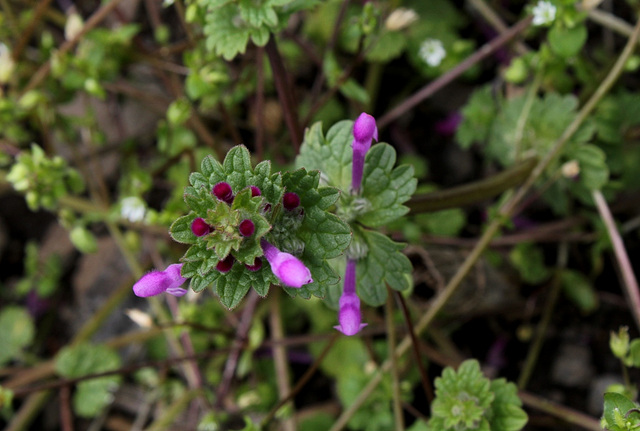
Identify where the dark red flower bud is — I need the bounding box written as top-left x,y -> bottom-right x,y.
191,217 -> 211,237
239,219 -> 255,237
283,192 -> 300,210
216,255 -> 235,273
250,186 -> 261,197
213,182 -> 234,203
245,258 -> 262,272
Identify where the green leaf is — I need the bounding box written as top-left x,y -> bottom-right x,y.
0,307 -> 35,365
456,85 -> 497,149
204,5 -> 252,60
296,120 -> 353,191
560,269 -> 598,313
366,30 -> 406,62
74,379 -> 120,418
548,24 -> 588,58
356,229 -> 412,306
283,169 -> 352,260
55,343 -> 122,418
359,143 -> 417,227
509,243 -> 550,285
603,393 -> 638,430
201,154 -> 223,180
487,378 -> 528,431
169,213 -> 198,244
567,144 -> 609,190
628,339 -> 640,368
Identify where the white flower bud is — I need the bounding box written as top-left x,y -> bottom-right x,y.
65,13 -> 84,41
385,8 -> 418,31
0,43 -> 15,84
561,160 -> 580,179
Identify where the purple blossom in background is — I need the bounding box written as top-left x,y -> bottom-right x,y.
261,239 -> 313,288
434,112 -> 462,136
133,263 -> 187,297
334,259 -> 367,336
352,112 -> 378,192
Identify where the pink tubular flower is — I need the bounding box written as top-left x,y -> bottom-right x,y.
261,239 -> 313,288
334,259 -> 367,336
352,112 -> 378,192
133,263 -> 187,297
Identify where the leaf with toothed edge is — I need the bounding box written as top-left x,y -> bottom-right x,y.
359,143 -> 417,228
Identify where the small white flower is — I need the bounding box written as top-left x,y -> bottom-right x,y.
121,196 -> 146,222
385,8 -> 419,31
0,43 -> 15,84
419,39 -> 446,67
532,1 -> 557,26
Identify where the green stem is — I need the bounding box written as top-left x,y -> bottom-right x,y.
270,288 -> 296,431
407,156 -> 537,214
519,391 -> 603,431
145,389 -> 204,431
518,242 -> 568,389
260,333 -> 340,428
386,290 -> 404,431
513,70 -> 543,162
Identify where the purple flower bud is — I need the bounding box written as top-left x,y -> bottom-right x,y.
250,186 -> 261,197
239,219 -> 255,237
133,263 -> 188,297
261,239 -> 312,288
216,255 -> 235,273
245,257 -> 263,272
352,112 -> 378,192
191,217 -> 211,236
283,192 -> 300,210
213,182 -> 234,204
334,259 -> 367,336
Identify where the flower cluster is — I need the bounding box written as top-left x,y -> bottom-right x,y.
133,144 -> 351,309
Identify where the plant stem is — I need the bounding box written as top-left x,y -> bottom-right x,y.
518,242 -> 568,389
513,70 -> 543,162
394,291 -> 433,403
386,290 -> 405,431
265,36 -> 301,151
5,391 -> 51,431
593,190 -> 640,332
261,333 -> 340,428
377,16 -> 533,129
216,290 -> 261,406
329,15 -> 640,430
407,156 -> 537,213
12,0 -> 53,61
270,288 -> 297,431
519,391 -> 603,431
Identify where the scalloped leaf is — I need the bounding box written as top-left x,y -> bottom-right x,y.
359,143 -> 417,227
356,229 -> 412,306
296,120 -> 354,191
170,213 -> 198,244
283,169 -> 351,260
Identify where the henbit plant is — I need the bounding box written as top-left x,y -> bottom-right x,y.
132,112 -> 416,334
425,360 -> 528,431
